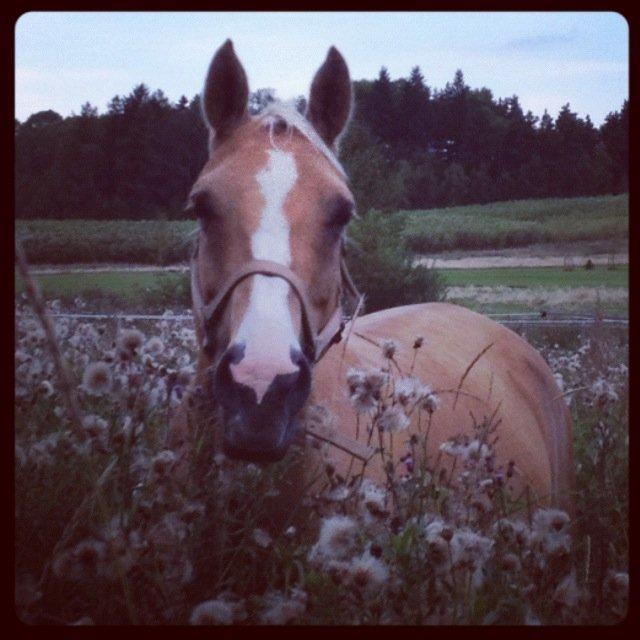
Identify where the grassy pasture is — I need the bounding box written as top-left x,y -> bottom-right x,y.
15,266 -> 628,316
16,195 -> 627,265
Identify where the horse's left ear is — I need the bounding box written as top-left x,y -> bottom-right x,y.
306,46 -> 352,150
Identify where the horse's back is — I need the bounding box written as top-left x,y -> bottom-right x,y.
312,302 -> 574,513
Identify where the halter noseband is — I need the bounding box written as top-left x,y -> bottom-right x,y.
190,241 -> 363,364
189,240 -> 372,462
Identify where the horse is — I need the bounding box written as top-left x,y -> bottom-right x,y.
168,40 -> 575,517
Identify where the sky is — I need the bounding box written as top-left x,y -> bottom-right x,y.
15,11 -> 628,125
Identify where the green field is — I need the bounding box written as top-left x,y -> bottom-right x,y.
16,194 -> 628,265
15,265 -> 628,317
440,265 -> 628,288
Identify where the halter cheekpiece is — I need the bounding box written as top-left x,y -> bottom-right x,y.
190,240 -> 363,364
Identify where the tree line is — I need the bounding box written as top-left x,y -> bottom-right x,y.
15,67 -> 628,219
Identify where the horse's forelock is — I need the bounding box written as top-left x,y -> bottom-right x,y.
257,101 -> 346,178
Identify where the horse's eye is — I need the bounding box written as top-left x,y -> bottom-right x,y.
327,196 -> 355,230
185,190 -> 217,223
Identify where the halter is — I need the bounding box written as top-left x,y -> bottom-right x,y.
190,240 -> 363,364
189,240 -> 373,462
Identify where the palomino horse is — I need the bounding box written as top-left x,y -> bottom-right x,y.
169,40 -> 574,515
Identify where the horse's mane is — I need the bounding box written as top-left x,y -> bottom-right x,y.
257,101 -> 347,179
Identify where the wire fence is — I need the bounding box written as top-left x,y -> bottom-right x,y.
23,311 -> 628,327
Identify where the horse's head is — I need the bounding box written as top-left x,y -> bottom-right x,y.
188,40 -> 355,463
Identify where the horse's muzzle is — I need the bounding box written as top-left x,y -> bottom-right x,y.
213,343 -> 312,462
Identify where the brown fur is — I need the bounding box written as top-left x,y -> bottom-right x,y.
169,41 -> 575,523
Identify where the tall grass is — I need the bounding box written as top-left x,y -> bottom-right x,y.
15,300 -> 628,625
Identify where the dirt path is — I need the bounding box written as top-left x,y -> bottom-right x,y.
28,252 -> 628,275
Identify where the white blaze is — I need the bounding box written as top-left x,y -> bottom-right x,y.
231,149 -> 300,403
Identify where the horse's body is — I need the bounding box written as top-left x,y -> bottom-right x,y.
169,40 -> 575,521
311,303 -> 574,513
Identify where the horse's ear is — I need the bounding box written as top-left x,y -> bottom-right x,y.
306,46 -> 352,150
202,40 -> 249,141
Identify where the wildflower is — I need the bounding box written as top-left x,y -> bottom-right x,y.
82,414 -> 109,438
144,336 -> 164,355
423,518 -> 451,569
38,380 -> 54,397
259,589 -> 307,625
181,502 -> 206,524
151,450 -> 177,478
492,518 -> 530,547
500,553 -> 521,572
359,479 -> 387,513
553,572 -> 581,609
177,366 -> 194,387
348,552 -> 390,591
605,571 -> 629,595
394,377 -> 430,406
378,406 -> 410,432
117,329 -> 145,357
82,362 -> 112,395
328,485 -> 350,502
189,600 -> 234,625
439,440 -> 467,458
532,509 -> 570,535
413,336 -> 424,349
252,528 -> 273,548
422,392 -> 440,414
347,367 -> 388,414
450,529 -> 494,569
590,378 -> 619,406
308,515 -> 358,562
381,339 -> 397,359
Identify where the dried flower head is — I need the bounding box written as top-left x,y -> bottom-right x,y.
189,599 -> 234,625
381,339 -> 397,359
378,406 -> 410,432
308,515 -> 358,562
259,589 -> 307,625
348,552 -> 390,591
151,450 -> 177,478
144,336 -> 164,355
82,362 -> 112,395
394,377 -> 431,406
117,329 -> 145,357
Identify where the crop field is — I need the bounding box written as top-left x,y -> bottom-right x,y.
15,194 -> 627,265
399,195 -> 628,254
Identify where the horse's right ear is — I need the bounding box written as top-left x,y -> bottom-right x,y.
202,40 -> 249,141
